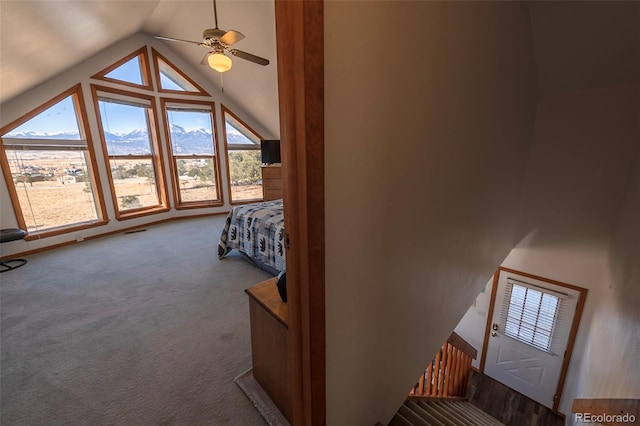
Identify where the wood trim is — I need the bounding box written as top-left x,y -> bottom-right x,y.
159,98 -> 224,208
0,84 -> 109,238
114,206 -> 171,221
479,270 -> 500,373
275,0 -> 325,424
219,104 -> 265,204
499,266 -> 587,294
91,46 -> 153,91
220,105 -> 265,141
151,49 -> 210,96
483,267 -> 588,414
76,84 -> 110,225
447,332 -> 478,360
90,84 -> 170,220
245,278 -> 289,328
0,133 -> 31,231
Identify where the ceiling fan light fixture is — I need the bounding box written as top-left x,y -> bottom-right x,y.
208,52 -> 232,72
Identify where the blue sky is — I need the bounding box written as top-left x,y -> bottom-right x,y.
4,61 -> 251,143
5,96 -> 80,137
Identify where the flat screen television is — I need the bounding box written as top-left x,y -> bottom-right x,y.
260,139 -> 281,164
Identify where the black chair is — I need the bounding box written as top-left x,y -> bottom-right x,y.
0,229 -> 27,273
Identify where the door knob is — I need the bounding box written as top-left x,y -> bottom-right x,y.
491,323 -> 498,337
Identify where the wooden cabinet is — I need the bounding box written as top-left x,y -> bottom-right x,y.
262,165 -> 283,201
245,278 -> 291,421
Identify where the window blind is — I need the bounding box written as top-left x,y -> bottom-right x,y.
498,277 -> 572,356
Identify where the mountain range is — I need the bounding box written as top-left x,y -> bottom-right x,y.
5,124 -> 249,156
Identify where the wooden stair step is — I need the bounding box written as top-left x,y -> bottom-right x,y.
398,404 -> 431,426
405,401 -> 447,426
389,400 -> 505,426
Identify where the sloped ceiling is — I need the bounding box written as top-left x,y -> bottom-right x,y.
0,1 -> 638,137
0,0 -> 280,137
528,1 -> 640,93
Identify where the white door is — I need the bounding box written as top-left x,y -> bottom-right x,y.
484,269 -> 581,409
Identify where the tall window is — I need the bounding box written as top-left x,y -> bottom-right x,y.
221,105 -> 263,204
162,100 -> 222,208
92,85 -> 168,219
0,85 -> 106,238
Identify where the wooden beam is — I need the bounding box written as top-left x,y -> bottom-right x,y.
274,0 -> 325,425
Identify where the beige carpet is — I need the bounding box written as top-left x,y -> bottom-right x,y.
1,215 -> 273,425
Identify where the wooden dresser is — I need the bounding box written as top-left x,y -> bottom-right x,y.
261,165 -> 283,201
245,278 -> 291,421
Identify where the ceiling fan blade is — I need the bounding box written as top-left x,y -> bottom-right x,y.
229,49 -> 269,66
200,52 -> 213,65
155,35 -> 204,46
220,30 -> 245,46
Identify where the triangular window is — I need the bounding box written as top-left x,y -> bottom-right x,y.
4,95 -> 82,141
152,49 -> 209,96
92,47 -> 152,90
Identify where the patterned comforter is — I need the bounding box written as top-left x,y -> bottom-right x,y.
217,199 -> 286,273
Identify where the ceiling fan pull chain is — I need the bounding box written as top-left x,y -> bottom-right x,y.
213,0 -> 219,29
220,73 -> 224,93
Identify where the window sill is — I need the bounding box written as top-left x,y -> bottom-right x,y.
174,201 -> 224,210
115,206 -> 171,221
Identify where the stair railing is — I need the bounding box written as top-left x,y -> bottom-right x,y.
409,332 -> 478,399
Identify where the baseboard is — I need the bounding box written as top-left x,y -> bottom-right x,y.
234,368 -> 289,426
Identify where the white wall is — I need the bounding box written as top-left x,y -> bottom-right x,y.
454,278 -> 493,370
571,138 -> 639,423
504,85 -> 639,419
325,2 -> 538,424
0,33 -> 277,257
454,84 -> 639,420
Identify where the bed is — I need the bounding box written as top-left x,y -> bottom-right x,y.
217,199 -> 286,275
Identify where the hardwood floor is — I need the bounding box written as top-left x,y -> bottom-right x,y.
467,370 -> 565,426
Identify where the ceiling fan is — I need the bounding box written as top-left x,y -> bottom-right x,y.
155,0 -> 269,73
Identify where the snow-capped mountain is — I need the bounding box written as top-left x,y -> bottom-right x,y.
166,124 -> 214,155
6,127 -> 216,156
5,130 -> 81,140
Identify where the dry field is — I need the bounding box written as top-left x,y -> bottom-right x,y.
14,178 -> 264,232
15,180 -> 100,232
9,154 -> 264,233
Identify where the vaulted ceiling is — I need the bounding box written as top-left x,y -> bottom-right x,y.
0,0 -> 279,136
1,1 -> 638,137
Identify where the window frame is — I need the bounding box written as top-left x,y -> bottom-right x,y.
160,98 -> 224,209
221,104 -> 264,205
152,49 -> 210,96
91,84 -> 170,220
0,84 -> 109,240
91,47 -> 153,91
